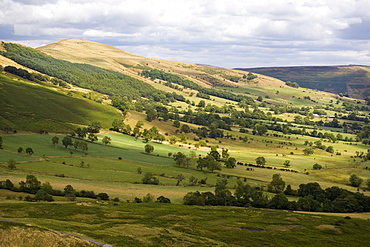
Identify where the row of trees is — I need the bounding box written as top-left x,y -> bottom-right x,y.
0,175 -> 110,202
184,176 -> 370,213
172,147 -> 237,172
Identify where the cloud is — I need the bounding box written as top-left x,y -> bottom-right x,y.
0,0 -> 370,67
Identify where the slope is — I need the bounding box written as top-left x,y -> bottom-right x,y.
236,65 -> 370,99
0,72 -> 121,133
38,39 -> 286,89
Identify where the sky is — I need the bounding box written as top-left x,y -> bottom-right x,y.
1,0 -> 370,68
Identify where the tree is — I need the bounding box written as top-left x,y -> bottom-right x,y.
169,135 -> 177,145
7,159 -> 16,170
366,179 -> 370,190
79,142 -> 88,152
88,133 -> 98,142
145,108 -> 157,121
137,167 -> 142,174
268,174 -> 285,193
17,147 -> 23,153
75,127 -> 87,138
25,147 -> 34,155
97,193 -> 109,201
209,150 -> 221,161
173,152 -> 192,168
144,144 -> 154,154
34,189 -> 54,202
156,196 -> 171,203
64,185 -> 75,195
62,136 -> 73,148
268,193 -> 289,210
52,136 -> 59,147
326,146 -> 334,153
225,157 -> 236,168
349,174 -> 363,187
173,120 -> 180,128
73,140 -> 80,150
19,175 -> 41,194
303,147 -> 314,155
313,163 -> 322,170
215,178 -> 233,206
142,193 -> 154,202
102,136 -> 111,145
255,124 -> 268,136
112,119 -> 124,131
176,174 -> 185,186
142,172 -> 159,185
283,160 -> 290,167
255,156 -> 266,166
41,182 -> 54,195
221,148 -> 230,160
87,121 -> 101,133
197,155 -> 221,172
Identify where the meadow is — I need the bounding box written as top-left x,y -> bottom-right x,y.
1,201 -> 370,247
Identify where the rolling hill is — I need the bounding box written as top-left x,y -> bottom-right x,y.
236,65 -> 370,99
1,39 -> 370,246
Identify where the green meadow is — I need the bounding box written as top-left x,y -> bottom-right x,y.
1,201 -> 370,247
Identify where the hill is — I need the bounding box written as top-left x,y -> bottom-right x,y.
236,65 -> 370,99
38,39 -> 286,89
1,39 -> 370,246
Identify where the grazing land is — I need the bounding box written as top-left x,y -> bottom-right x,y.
1,39 -> 370,246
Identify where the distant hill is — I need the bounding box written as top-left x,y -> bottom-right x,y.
236,65 -> 370,99
38,39 -> 285,89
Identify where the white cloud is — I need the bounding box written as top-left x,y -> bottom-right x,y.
0,0 -> 370,67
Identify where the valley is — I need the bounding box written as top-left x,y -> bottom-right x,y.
0,39 -> 370,246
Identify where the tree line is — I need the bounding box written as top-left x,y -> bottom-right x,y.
183,175 -> 370,213
0,175 -> 110,202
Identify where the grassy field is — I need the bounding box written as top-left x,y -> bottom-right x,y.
0,201 -> 370,247
0,73 -> 121,132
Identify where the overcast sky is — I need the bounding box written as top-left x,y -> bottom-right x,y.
1,0 -> 370,68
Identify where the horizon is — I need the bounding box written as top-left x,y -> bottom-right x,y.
1,0 -> 370,68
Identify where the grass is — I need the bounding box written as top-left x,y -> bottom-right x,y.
0,73 -> 121,132
0,201 -> 370,247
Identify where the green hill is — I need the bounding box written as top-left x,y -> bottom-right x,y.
236,65 -> 370,99
0,73 -> 121,133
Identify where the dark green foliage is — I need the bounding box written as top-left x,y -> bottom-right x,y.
156,196 -> 171,203
255,156 -> 266,166
62,136 -> 73,148
313,163 -> 322,170
19,175 -> 41,194
349,174 -> 363,187
0,136 -> 2,149
142,172 -> 159,185
1,42 -> 159,100
225,157 -> 236,168
144,144 -> 154,154
34,189 -> 54,202
51,136 -> 59,147
268,174 -> 286,193
25,147 -> 34,155
196,155 -> 221,172
97,193 -> 109,201
7,159 -> 16,170
141,69 -> 254,103
173,152 -> 192,168
285,81 -> 300,88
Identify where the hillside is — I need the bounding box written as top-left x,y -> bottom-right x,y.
0,66 -> 121,133
38,39 -> 286,89
1,39 -> 370,246
236,65 -> 370,99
